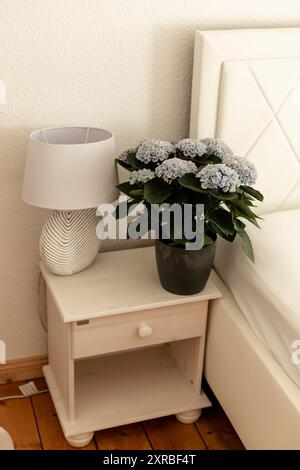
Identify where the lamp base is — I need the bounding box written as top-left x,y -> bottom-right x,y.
40,209 -> 102,276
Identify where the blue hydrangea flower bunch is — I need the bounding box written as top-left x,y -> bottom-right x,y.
223,155 -> 257,186
129,169 -> 155,185
197,164 -> 241,193
115,137 -> 263,260
176,139 -> 207,158
201,138 -> 233,160
136,140 -> 174,163
155,158 -> 197,183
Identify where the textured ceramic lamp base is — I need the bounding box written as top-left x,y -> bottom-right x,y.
40,209 -> 101,276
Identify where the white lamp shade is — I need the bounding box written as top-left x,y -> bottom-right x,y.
21,127 -> 119,210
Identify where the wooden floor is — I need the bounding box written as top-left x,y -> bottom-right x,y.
0,378 -> 244,450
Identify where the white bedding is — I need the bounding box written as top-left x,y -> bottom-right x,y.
214,209 -> 300,387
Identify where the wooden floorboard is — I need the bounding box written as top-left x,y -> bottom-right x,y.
31,378 -> 96,450
0,378 -> 243,450
0,381 -> 41,450
31,392 -> 97,450
143,415 -> 206,450
196,404 -> 244,450
95,423 -> 152,450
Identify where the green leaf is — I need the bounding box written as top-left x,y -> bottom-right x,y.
226,199 -> 261,227
171,188 -> 190,204
130,189 -> 144,196
209,190 -> 239,200
126,154 -> 144,169
144,178 -> 172,204
190,193 -> 211,206
116,182 -> 140,198
241,185 -> 264,202
237,228 -> 254,262
233,218 -> 246,230
178,174 -> 207,193
210,222 -> 236,242
232,212 -> 260,228
243,197 -> 255,206
233,217 -> 255,261
115,159 -> 132,171
204,234 -> 215,246
206,208 -> 235,236
203,154 -> 222,164
175,149 -> 191,160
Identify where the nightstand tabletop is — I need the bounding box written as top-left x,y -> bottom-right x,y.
40,246 -> 221,323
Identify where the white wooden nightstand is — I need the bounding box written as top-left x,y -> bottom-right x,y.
41,246 -> 221,447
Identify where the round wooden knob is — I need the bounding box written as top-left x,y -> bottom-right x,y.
138,323 -> 153,338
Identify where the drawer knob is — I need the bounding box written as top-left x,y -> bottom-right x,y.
138,323 -> 153,338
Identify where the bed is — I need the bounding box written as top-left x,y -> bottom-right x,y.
190,29 -> 300,449
215,209 -> 300,389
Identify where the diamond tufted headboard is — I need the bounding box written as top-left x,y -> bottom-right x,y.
190,29 -> 300,214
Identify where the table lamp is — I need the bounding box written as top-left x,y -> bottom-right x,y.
22,127 -> 118,275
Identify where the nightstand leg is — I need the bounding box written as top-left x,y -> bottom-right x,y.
65,432 -> 94,448
176,409 -> 202,424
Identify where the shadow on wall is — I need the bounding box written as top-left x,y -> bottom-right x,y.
149,19 -> 300,142
0,125 -> 49,358
0,125 -> 50,244
150,25 -> 196,141
107,26 -> 198,251
149,22 -> 270,142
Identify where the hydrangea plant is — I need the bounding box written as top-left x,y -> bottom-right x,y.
115,138 -> 264,261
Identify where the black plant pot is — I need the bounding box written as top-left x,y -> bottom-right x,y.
155,239 -> 217,295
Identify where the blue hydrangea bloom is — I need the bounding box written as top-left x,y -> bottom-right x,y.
155,158 -> 198,183
136,140 -> 174,163
129,169 -> 155,185
197,163 -> 240,192
201,138 -> 233,160
176,139 -> 207,158
118,147 -> 137,162
223,155 -> 257,186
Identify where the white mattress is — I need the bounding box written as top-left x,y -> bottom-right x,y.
214,209 -> 300,387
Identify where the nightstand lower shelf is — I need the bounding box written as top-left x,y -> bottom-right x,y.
43,345 -> 211,437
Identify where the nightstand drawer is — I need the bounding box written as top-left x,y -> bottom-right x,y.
72,301 -> 207,359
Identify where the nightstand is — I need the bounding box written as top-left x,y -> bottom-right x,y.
41,246 -> 221,447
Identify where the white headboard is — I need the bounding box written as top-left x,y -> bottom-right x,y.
190,29 -> 300,214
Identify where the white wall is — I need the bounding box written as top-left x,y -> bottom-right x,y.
1,0 -> 300,360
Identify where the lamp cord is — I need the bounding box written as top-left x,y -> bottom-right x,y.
38,272 -> 48,332
0,389 -> 48,402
